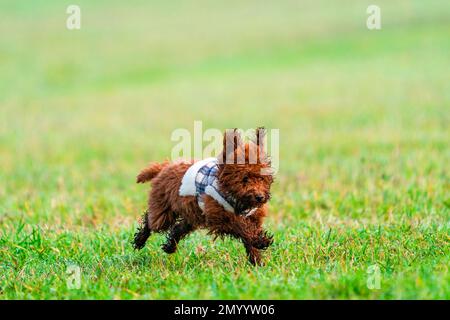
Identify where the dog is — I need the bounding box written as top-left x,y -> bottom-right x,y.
133,128 -> 274,265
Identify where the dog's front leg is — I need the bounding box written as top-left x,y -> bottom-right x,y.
203,196 -> 262,265
246,206 -> 274,250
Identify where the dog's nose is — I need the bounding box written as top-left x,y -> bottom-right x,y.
255,194 -> 265,203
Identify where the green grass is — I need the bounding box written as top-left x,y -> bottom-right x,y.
0,0 -> 449,299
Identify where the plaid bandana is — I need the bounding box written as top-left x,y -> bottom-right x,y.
194,159 -> 219,196
194,159 -> 236,212
179,157 -> 257,216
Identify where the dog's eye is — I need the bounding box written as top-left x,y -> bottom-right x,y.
242,176 -> 249,183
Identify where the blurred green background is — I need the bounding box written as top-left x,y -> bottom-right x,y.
0,0 -> 449,299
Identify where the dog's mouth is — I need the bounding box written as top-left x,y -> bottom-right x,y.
234,199 -> 262,216
228,192 -> 271,216
240,207 -> 259,217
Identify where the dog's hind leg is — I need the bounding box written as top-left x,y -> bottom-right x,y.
161,219 -> 194,254
243,241 -> 262,266
133,210 -> 152,250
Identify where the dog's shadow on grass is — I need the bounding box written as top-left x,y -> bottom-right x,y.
123,231 -> 279,272
125,242 -> 236,272
126,249 -> 226,272
125,244 -> 277,273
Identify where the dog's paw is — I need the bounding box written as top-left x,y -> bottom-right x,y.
133,227 -> 150,250
247,248 -> 263,266
133,238 -> 146,250
161,241 -> 177,254
252,231 -> 274,250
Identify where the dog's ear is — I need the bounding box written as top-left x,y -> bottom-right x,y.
222,128 -> 244,164
255,127 -> 266,150
255,127 -> 267,163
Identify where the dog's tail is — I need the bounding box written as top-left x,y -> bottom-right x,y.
136,161 -> 168,184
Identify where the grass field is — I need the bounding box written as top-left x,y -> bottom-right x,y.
0,0 -> 449,299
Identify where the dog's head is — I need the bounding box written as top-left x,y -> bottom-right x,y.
218,128 -> 274,215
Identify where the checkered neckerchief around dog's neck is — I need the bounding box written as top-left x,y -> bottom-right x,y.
194,159 -> 237,211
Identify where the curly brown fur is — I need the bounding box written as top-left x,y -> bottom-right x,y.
133,128 -> 274,265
